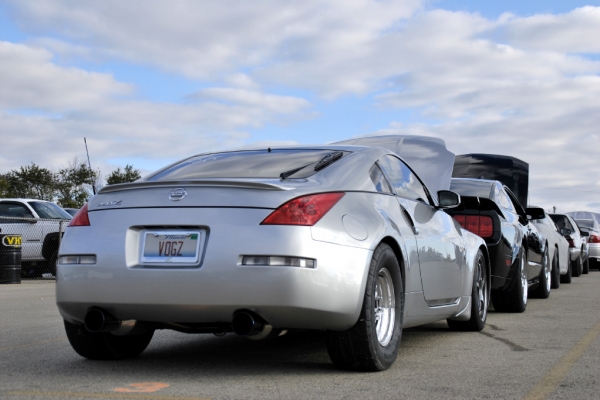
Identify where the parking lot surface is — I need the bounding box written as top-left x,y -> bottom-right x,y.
2,273 -> 600,400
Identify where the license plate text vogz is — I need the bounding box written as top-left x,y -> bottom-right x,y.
159,241 -> 184,257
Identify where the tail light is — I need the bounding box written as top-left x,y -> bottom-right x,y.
68,203 -> 90,227
261,192 -> 345,226
588,234 -> 600,244
567,238 -> 575,247
453,214 -> 494,238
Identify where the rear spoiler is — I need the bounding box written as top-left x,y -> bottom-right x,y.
98,179 -> 293,194
448,196 -> 505,220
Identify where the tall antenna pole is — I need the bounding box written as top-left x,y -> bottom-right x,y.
84,137 -> 96,195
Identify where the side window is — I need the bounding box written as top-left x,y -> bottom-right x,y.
494,185 -> 514,211
0,202 -> 34,222
378,155 -> 429,204
369,163 -> 392,194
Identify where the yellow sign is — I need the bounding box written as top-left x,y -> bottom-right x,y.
2,235 -> 22,248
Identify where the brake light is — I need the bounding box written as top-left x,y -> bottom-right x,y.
589,234 -> 600,244
68,203 -> 90,227
261,192 -> 345,226
567,238 -> 575,247
453,214 -> 493,238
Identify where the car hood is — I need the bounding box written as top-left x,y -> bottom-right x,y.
332,135 -> 455,196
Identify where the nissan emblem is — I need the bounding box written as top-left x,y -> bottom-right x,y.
168,188 -> 187,201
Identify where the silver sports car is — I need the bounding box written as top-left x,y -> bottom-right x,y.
57,144 -> 489,371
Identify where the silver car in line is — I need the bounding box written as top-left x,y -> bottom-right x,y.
56,145 -> 489,371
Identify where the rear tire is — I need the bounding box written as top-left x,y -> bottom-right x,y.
572,255 -> 582,277
530,247 -> 550,299
64,320 -> 154,360
326,243 -> 403,371
583,256 -> 589,274
550,250 -> 560,289
447,250 -> 489,331
560,260 -> 572,283
491,247 -> 527,313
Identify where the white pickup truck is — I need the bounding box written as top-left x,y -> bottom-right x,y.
0,199 -> 72,275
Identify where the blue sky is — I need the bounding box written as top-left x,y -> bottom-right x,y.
0,1 -> 599,212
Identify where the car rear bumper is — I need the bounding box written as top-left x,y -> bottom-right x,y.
587,243 -> 600,260
56,208 -> 373,331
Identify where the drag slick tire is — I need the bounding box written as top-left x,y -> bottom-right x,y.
447,249 -> 489,331
64,320 -> 154,360
491,247 -> 527,313
326,243 -> 403,371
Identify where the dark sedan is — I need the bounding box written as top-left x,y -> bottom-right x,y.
446,178 -> 548,313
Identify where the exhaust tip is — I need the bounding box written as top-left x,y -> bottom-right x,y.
232,311 -> 264,336
84,308 -> 121,333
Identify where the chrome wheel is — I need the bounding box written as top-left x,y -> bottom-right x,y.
374,268 -> 395,346
520,255 -> 528,306
475,255 -> 488,322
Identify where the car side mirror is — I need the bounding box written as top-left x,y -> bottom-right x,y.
560,228 -> 571,236
437,190 -> 460,209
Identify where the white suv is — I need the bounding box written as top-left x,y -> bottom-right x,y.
0,199 -> 72,270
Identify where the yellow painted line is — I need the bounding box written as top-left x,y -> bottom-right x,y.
523,320 -> 600,400
7,391 -> 210,400
0,337 -> 65,352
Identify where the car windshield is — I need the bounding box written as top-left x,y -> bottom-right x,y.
28,201 -> 73,219
449,179 -> 494,198
147,149 -> 350,181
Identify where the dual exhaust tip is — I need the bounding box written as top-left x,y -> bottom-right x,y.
84,308 -> 271,337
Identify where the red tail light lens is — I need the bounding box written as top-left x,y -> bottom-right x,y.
588,234 -> 600,244
261,193 -> 345,226
68,203 -> 90,227
567,238 -> 575,247
453,214 -> 493,238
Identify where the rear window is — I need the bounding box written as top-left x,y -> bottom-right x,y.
550,215 -> 574,231
575,219 -> 595,229
449,179 -> 494,199
147,149 -> 350,181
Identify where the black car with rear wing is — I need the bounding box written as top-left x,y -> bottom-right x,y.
446,178 -> 548,313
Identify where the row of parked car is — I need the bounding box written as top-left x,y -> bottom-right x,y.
3,134 -> 597,372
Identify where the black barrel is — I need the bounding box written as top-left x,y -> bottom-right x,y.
0,234 -> 22,284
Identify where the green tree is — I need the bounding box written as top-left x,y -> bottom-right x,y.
55,159 -> 98,208
3,163 -> 56,200
106,164 -> 141,185
0,175 -> 9,197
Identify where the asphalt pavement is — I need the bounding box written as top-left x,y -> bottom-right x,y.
1,271 -> 600,400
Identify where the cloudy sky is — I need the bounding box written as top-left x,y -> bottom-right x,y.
1,0 -> 599,213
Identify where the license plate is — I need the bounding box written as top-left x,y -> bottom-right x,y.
141,230 -> 204,264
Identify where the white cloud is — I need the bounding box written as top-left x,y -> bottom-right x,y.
2,2 -> 600,211
5,0 -> 423,81
0,41 -> 131,111
501,6 -> 600,53
0,40 -> 314,174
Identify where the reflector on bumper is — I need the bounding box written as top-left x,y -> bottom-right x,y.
241,255 -> 315,268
